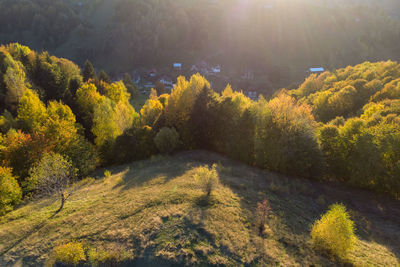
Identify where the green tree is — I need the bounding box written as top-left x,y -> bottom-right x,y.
28,153 -> 76,212
98,70 -> 111,83
83,60 -> 96,82
188,85 -> 218,149
112,126 -> 156,164
0,167 -> 22,215
154,127 -> 180,154
255,93 -> 323,178
122,73 -> 138,98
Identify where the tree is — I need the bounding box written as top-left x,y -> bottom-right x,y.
28,153 -> 76,212
155,81 -> 166,95
82,60 -> 96,82
122,73 -> 138,98
255,93 -> 323,178
17,89 -> 47,132
0,167 -> 22,215
189,85 -> 218,149
154,127 -> 179,154
112,126 -> 156,164
0,130 -> 49,184
140,98 -> 163,127
98,70 -> 111,83
3,54 -> 29,112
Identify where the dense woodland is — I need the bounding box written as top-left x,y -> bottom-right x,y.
0,43 -> 399,216
1,0 -> 400,88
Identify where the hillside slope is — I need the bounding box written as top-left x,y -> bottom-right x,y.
0,151 -> 399,266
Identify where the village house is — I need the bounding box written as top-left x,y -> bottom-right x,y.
191,61 -> 221,75
148,68 -> 158,78
246,90 -> 258,100
309,67 -> 325,74
173,63 -> 182,71
191,65 -> 199,72
211,65 -> 221,74
242,70 -> 254,80
159,75 -> 173,87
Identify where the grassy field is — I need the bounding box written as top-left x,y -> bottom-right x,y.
131,90 -> 150,112
0,151 -> 399,266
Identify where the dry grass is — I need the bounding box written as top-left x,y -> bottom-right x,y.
0,151 -> 399,266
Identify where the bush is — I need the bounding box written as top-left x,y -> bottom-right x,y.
112,126 -> 156,164
0,167 -> 22,215
256,199 -> 271,236
53,242 -> 86,266
194,164 -> 218,196
154,127 -> 179,154
311,204 -> 356,258
87,247 -> 131,266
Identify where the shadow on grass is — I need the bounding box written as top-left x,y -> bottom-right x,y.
0,206 -> 61,258
182,150 -> 400,266
95,150 -> 400,266
102,154 -> 199,191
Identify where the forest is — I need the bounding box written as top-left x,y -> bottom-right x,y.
1,43 -> 399,219
0,1 -> 400,265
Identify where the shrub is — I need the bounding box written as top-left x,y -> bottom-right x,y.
53,242 -> 86,266
194,164 -> 218,196
154,127 -> 179,154
112,126 -> 156,164
311,204 -> 356,258
256,199 -> 271,236
0,167 -> 22,215
104,170 -> 111,178
87,247 -> 132,266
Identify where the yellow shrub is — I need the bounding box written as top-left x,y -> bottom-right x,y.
53,242 -> 86,266
311,204 -> 356,258
87,247 -> 131,266
104,170 -> 111,178
193,164 -> 218,196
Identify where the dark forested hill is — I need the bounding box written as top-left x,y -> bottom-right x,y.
1,0 -> 400,89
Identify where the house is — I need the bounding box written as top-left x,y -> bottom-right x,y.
191,65 -> 199,72
143,82 -> 155,88
133,74 -> 141,84
198,60 -> 210,74
173,63 -> 182,71
211,65 -> 221,74
309,67 -> 325,74
242,70 -> 254,80
246,91 -> 258,100
148,68 -> 157,78
159,75 -> 173,86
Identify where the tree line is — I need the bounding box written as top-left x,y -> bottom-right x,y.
0,44 -> 399,216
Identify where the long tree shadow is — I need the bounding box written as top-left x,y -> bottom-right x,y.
0,204 -> 62,257
113,154 -> 203,191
